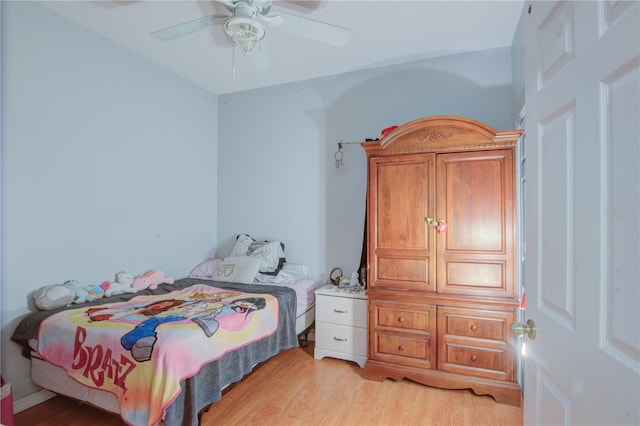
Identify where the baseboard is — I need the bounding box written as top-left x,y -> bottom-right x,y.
14,389 -> 57,413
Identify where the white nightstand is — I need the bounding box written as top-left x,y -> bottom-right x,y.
314,284 -> 367,368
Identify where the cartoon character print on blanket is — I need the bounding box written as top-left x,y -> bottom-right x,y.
35,284 -> 280,426
85,291 -> 266,362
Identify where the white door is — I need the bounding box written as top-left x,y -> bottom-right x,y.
523,1 -> 639,425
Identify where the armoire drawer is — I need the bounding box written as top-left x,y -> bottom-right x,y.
372,301 -> 436,334
437,306 -> 513,341
372,332 -> 434,369
438,340 -> 513,381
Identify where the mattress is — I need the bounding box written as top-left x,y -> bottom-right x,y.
31,355 -> 121,414
255,277 -> 318,317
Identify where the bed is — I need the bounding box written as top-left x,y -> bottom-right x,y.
11,266 -> 318,425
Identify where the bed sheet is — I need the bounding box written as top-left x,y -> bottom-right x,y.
255,278 -> 318,316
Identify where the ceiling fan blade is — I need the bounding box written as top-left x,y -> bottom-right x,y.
252,39 -> 272,71
91,1 -> 142,9
258,13 -> 283,26
216,0 -> 237,10
151,14 -> 230,41
271,10 -> 349,47
281,0 -> 321,11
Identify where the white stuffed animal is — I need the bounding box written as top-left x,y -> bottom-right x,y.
104,271 -> 137,297
33,284 -> 75,310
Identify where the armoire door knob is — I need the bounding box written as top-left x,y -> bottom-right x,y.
425,217 -> 448,233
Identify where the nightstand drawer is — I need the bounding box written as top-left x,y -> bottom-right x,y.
316,295 -> 367,328
316,322 -> 367,357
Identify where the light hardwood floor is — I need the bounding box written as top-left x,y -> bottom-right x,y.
13,342 -> 523,425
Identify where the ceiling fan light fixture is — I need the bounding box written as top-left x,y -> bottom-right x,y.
224,17 -> 265,55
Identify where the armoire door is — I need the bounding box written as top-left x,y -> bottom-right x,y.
435,149 -> 515,298
368,153 -> 436,291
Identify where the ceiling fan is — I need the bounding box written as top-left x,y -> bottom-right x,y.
151,0 -> 349,56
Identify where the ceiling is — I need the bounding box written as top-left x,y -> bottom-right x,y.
39,0 -> 525,96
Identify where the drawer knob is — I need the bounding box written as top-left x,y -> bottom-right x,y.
334,309 -> 348,314
398,345 -> 405,352
397,316 -> 405,323
471,355 -> 478,362
470,324 -> 478,331
333,337 -> 347,342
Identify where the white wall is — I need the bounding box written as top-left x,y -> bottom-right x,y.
510,2 -> 527,118
0,2 -> 218,401
218,47 -> 515,283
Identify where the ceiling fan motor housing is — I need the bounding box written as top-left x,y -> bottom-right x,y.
234,1 -> 259,19
224,0 -> 266,56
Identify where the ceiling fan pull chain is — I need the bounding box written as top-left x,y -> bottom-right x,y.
232,44 -> 236,78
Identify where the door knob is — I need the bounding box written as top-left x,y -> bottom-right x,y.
425,217 -> 448,233
510,319 -> 536,340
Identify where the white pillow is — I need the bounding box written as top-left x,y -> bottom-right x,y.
256,263 -> 310,284
214,256 -> 261,284
230,234 -> 286,275
230,234 -> 255,257
188,258 -> 223,280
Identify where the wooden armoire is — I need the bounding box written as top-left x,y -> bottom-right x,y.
361,116 -> 522,406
